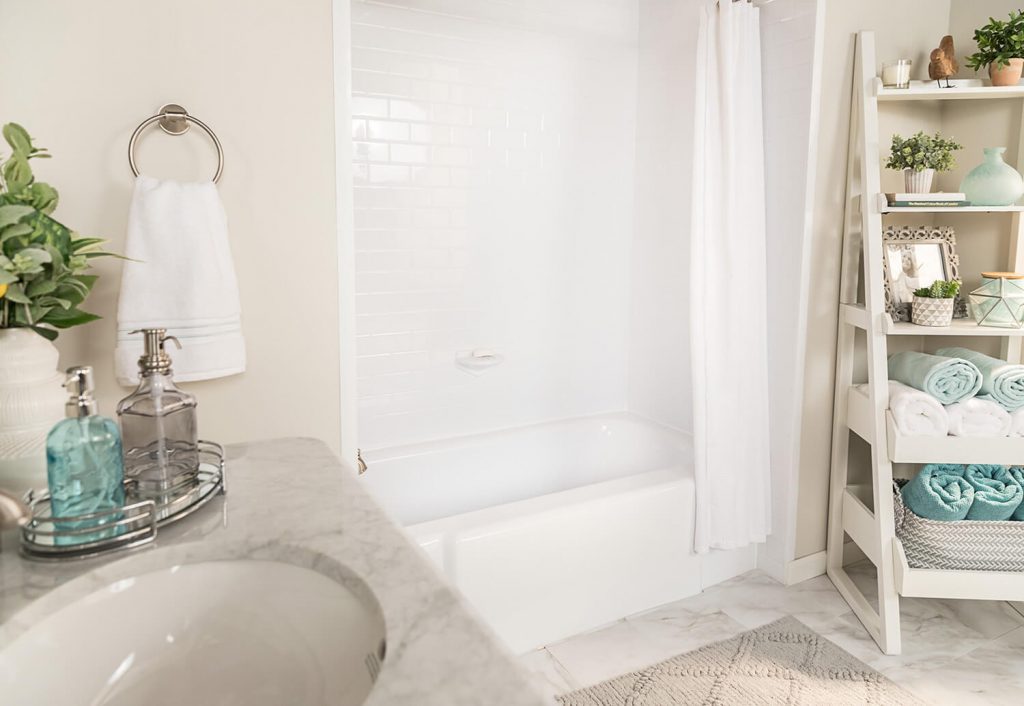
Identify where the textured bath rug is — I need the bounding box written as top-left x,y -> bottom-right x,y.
556,616 -> 925,706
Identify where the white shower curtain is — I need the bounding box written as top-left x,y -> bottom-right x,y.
690,0 -> 771,553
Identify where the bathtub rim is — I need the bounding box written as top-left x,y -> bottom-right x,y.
360,410 -> 691,464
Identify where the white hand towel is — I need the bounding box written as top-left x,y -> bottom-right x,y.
884,381 -> 949,437
115,175 -> 245,385
945,396 -> 1011,437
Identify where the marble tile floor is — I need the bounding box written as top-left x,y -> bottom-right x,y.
519,562 -> 1024,705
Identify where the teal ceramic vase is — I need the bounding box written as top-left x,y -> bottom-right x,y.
960,147 -> 1024,206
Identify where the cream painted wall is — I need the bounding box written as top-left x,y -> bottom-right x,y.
795,0 -> 953,558
0,1 -> 341,451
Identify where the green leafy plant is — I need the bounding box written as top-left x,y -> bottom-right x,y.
885,132 -> 963,173
0,123 -> 117,340
966,11 -> 1024,71
914,280 -> 961,299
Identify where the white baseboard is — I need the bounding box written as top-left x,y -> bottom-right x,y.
784,542 -> 869,586
784,550 -> 826,585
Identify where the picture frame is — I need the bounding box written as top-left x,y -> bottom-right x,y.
882,225 -> 967,323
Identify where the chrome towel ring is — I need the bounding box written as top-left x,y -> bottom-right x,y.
128,103 -> 224,183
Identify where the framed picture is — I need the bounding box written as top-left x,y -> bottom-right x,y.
882,225 -> 966,322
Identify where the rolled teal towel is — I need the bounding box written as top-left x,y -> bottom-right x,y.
963,465 -> 1023,520
900,464 -> 974,521
1008,467 -> 1024,521
887,351 -> 982,404
936,347 -> 1024,411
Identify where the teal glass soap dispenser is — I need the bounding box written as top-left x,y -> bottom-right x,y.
46,366 -> 126,545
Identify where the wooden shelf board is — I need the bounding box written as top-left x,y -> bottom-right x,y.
894,540 -> 1024,601
884,318 -> 1024,337
886,412 -> 1024,464
846,387 -> 1024,464
881,205 -> 1024,213
875,78 -> 1024,102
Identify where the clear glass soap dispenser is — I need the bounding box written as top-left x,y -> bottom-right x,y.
46,366 -> 126,545
117,329 -> 199,502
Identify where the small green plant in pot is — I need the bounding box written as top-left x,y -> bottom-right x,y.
912,279 -> 961,327
966,11 -> 1024,86
885,132 -> 963,194
0,122 -> 118,492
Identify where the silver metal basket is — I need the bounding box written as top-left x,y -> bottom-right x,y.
893,480 -> 1024,572
20,440 -> 226,562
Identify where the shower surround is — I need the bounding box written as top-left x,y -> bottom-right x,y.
343,0 -> 816,651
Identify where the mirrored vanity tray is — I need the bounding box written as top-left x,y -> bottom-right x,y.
19,440 -> 226,561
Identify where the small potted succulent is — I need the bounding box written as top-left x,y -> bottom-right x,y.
885,132 -> 962,194
966,11 -> 1024,86
912,279 -> 961,327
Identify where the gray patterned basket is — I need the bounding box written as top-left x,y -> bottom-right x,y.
893,480 -> 1024,572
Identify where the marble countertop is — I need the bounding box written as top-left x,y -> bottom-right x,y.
0,438 -> 547,706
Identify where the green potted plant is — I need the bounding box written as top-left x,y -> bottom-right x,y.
912,279 -> 961,327
0,122 -> 117,492
885,131 -> 963,194
966,11 -> 1024,86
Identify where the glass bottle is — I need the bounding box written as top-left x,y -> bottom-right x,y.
46,366 -> 126,545
117,329 -> 199,503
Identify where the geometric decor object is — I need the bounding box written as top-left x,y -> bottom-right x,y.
969,272 -> 1024,328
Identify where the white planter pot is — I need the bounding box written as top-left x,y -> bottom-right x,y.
0,328 -> 66,495
904,168 -> 935,194
912,296 -> 954,327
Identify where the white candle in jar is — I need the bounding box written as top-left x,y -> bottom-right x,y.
882,60 -> 912,88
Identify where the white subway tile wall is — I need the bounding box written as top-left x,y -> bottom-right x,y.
351,0 -> 638,448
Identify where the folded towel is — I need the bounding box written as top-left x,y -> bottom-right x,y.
883,381 -> 949,436
901,464 -> 974,521
963,464 -> 1023,520
945,396 -> 1012,437
115,175 -> 245,385
887,351 -> 982,404
936,347 -> 1024,411
1008,467 -> 1024,521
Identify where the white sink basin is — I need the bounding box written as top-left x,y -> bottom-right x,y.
0,560 -> 386,706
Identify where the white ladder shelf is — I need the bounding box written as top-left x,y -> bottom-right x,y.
826,31 -> 1024,655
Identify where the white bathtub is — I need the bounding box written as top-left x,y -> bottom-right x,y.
360,412 -> 755,652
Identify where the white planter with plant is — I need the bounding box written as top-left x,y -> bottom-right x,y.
0,123 -> 116,493
966,11 -> 1024,87
912,280 -> 960,327
885,132 -> 962,194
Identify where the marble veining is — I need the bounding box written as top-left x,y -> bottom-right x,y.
0,438 -> 547,706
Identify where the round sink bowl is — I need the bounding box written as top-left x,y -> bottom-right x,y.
0,560 -> 386,706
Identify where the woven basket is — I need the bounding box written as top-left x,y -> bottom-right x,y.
893,480 -> 1024,572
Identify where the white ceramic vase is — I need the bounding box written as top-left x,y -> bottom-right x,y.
0,328 -> 66,495
904,168 -> 935,194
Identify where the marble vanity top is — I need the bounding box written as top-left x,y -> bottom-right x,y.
0,438 -> 547,706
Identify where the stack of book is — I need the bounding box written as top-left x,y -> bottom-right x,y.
878,192 -> 970,209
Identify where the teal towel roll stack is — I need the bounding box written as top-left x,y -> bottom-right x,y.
887,351 -> 983,404
901,464 -> 975,521
963,464 -> 1024,520
1008,467 -> 1024,521
936,347 -> 1024,410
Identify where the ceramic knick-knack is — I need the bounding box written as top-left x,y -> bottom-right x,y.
960,147 -> 1024,206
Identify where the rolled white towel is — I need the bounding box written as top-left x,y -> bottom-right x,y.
945,396 -> 1011,437
1009,407 -> 1024,437
884,381 -> 949,437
